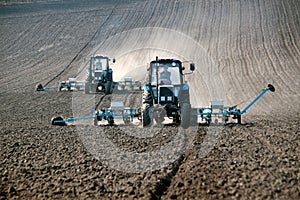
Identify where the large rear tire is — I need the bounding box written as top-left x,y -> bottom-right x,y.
142,105 -> 152,127
105,81 -> 113,94
181,103 -> 191,129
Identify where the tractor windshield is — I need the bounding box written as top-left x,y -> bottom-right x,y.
150,61 -> 181,85
93,57 -> 108,71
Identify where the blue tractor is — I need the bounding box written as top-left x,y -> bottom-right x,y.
85,55 -> 115,94
142,57 -> 195,128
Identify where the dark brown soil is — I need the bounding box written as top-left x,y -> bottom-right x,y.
0,0 -> 299,199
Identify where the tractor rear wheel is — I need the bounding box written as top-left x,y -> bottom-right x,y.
105,81 -> 113,94
142,105 -> 152,127
181,103 -> 191,129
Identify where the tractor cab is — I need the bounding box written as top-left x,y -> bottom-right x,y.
149,59 -> 182,105
150,60 -> 182,86
147,58 -> 194,105
90,56 -> 109,80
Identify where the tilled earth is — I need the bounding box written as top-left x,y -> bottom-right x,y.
1,92 -> 299,199
0,0 -> 300,199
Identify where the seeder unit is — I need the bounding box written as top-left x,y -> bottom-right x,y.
51,84 -> 275,127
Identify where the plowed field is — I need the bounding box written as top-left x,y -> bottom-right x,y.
0,0 -> 299,199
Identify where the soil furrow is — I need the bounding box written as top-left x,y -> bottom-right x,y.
0,0 -> 299,199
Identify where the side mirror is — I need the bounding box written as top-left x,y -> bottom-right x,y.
112,58 -> 116,63
190,63 -> 195,71
182,66 -> 185,70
